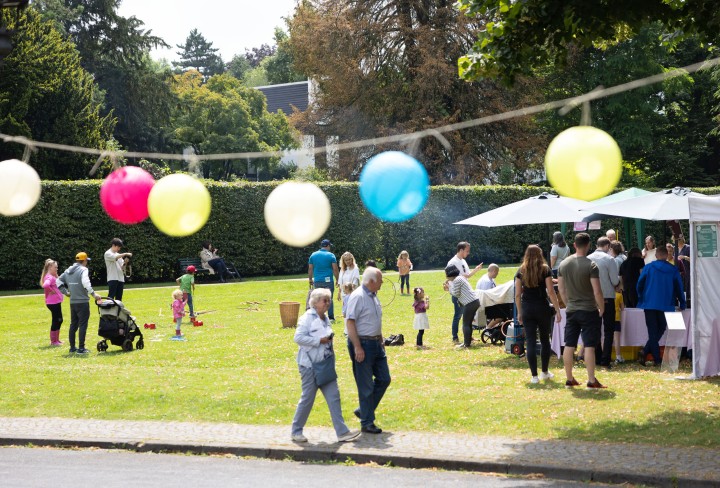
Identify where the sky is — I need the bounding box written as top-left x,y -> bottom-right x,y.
117,0 -> 299,62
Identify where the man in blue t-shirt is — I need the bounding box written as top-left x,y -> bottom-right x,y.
308,239 -> 340,320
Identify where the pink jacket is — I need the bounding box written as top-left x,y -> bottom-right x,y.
172,299 -> 186,320
43,274 -> 64,305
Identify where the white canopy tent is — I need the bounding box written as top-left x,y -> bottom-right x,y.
688,195 -> 720,378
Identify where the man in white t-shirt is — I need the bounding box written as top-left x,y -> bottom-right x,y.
104,238 -> 132,301
476,264 -> 499,290
445,242 -> 483,343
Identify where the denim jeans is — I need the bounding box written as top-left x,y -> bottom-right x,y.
451,295 -> 463,341
643,309 -> 667,364
291,365 -> 351,437
182,292 -> 194,316
69,302 -> 90,349
347,338 -> 391,427
314,281 -> 335,320
522,300 -> 552,376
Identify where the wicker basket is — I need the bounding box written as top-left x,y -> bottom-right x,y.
279,301 -> 301,328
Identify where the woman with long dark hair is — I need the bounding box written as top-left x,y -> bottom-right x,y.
619,248 -> 645,308
550,231 -> 570,278
515,245 -> 562,384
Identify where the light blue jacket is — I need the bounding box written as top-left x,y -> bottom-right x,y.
294,308 -> 334,368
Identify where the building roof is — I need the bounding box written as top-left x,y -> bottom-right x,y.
256,81 -> 309,114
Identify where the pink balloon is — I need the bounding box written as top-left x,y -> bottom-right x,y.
100,167 -> 155,224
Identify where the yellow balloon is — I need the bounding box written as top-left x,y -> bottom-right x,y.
147,174 -> 211,237
0,159 -> 42,216
544,126 -> 622,201
264,182 -> 331,247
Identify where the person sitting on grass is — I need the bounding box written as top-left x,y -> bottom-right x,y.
176,265 -> 196,319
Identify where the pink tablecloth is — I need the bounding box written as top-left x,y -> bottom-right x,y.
550,308 -> 691,358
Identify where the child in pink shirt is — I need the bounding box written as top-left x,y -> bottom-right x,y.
41,259 -> 64,346
171,289 -> 186,340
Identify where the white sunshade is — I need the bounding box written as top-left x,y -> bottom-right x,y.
455,192 -> 591,227
580,187 -> 712,221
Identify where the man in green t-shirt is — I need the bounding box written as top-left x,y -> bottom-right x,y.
176,265 -> 196,318
557,233 -> 606,389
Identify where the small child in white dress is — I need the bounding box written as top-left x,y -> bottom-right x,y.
413,287 -> 430,349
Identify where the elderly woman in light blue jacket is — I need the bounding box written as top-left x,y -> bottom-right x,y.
291,287 -> 360,444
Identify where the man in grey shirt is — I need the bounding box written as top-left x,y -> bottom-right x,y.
57,252 -> 102,354
345,267 -> 390,434
588,237 -> 620,367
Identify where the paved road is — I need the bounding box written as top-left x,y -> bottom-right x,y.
1,417 -> 719,487
0,446 -> 607,488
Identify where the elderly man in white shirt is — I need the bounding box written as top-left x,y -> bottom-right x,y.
588,237 -> 620,367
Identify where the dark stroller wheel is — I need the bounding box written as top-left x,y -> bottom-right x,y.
511,343 -> 524,356
481,329 -> 492,344
491,331 -> 504,345
122,339 -> 133,351
97,340 -> 105,352
136,339 -> 144,350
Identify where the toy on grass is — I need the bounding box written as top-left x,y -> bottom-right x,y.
359,151 -> 430,222
100,166 -> 155,224
148,174 -> 211,237
544,126 -> 622,201
0,159 -> 41,216
264,181 -> 331,247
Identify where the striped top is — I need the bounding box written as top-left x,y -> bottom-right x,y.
449,275 -> 478,306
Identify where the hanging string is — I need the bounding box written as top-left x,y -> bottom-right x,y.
0,56 -> 719,165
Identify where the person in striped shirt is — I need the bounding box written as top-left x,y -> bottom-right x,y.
445,265 -> 480,349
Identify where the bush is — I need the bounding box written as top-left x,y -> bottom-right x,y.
1,181 -> 716,290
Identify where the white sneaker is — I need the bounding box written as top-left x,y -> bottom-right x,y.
539,371 -> 555,380
337,430 -> 361,442
291,434 -> 308,443
530,376 -> 539,384
614,357 -> 625,364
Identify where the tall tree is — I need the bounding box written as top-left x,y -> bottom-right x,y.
34,0 -> 175,153
289,0 -> 544,183
170,71 -> 298,180
174,28 -> 225,79
0,8 -> 115,179
265,28 -> 305,85
456,0 -> 720,84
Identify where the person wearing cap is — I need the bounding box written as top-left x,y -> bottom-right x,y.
104,238 -> 132,301
56,252 -> 102,354
176,265 -> 197,318
308,239 -> 340,321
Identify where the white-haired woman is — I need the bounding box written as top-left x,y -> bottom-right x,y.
291,287 -> 360,444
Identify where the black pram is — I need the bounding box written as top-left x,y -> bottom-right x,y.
96,298 -> 144,352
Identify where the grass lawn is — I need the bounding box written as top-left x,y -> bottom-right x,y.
2,267 -> 718,448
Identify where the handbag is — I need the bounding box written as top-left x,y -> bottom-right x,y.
312,353 -> 337,387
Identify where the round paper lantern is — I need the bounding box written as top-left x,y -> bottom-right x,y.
147,174 -> 211,237
100,166 -> 155,224
544,126 -> 622,201
264,182 -> 331,247
359,151 -> 430,222
0,159 -> 42,216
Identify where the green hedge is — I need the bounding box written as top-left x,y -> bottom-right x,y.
1,181 -> 717,290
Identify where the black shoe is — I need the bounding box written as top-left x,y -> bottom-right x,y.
361,424 -> 382,434
353,408 -> 361,419
69,347 -> 77,353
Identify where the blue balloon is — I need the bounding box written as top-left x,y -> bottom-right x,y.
359,151 -> 430,222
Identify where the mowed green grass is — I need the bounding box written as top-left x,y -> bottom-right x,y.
1,268 -> 718,447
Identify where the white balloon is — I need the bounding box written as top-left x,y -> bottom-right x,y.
0,159 -> 42,216
264,182 -> 331,247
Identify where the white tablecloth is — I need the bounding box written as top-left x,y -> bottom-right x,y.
550,308 -> 691,358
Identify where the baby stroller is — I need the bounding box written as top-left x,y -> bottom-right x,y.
96,298 -> 144,352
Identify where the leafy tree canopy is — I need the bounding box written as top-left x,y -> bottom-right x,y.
456,0 -> 720,84
170,72 -> 298,180
174,28 -> 225,79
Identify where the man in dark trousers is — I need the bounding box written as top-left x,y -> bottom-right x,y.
637,244 -> 686,366
57,252 -> 102,354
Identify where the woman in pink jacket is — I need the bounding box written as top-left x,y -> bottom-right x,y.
41,259 -> 64,346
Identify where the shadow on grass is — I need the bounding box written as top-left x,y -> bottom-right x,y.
555,409 -> 720,446
475,354 -> 528,370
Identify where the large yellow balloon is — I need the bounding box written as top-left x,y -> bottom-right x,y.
147,174 -> 211,237
544,126 -> 622,201
264,182 -> 331,247
0,159 -> 41,216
